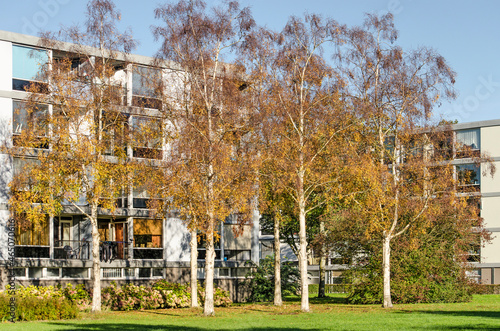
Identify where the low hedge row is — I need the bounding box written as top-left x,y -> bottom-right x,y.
472,284 -> 500,294
0,294 -> 78,322
102,280 -> 232,311
0,281 -> 232,321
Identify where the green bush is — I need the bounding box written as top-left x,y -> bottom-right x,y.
196,283 -> 232,307
345,237 -> 474,304
0,292 -> 78,321
102,282 -> 164,310
243,255 -> 299,302
102,280 -> 231,310
472,284 -> 500,294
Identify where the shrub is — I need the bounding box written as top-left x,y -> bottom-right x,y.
61,284 -> 92,311
0,292 -> 78,321
471,284 -> 500,294
243,255 -> 299,302
102,280 -> 231,310
345,237 -> 474,304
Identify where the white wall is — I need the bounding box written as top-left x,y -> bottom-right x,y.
481,161 -> 500,195
164,217 -> 190,262
0,41 -> 12,91
481,126 -> 500,158
480,196 -> 500,264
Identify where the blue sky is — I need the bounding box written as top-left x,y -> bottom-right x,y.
1,0 -> 499,123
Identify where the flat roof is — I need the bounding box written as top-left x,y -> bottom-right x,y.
0,30 -> 179,70
452,119 -> 500,130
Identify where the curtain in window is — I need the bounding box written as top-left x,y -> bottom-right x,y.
456,129 -> 480,150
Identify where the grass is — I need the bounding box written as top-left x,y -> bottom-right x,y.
2,294 -> 500,330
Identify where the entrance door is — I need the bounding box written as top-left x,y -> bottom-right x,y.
60,219 -> 72,247
113,222 -> 128,259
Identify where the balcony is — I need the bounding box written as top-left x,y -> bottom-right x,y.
54,239 -> 90,260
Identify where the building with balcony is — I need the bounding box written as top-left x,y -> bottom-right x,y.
453,120 -> 500,284
0,30 -> 259,299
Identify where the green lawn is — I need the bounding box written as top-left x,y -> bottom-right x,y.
2,294 -> 500,330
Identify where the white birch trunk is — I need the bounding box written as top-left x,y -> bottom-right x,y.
299,193 -> 309,312
190,228 -> 198,308
274,215 -> 282,306
382,235 -> 393,308
91,204 -> 101,312
204,226 -> 215,316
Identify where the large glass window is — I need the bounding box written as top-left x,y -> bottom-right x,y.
132,65 -> 162,109
16,216 -> 49,246
12,45 -> 48,91
131,116 -> 163,159
456,129 -> 480,157
456,163 -> 480,192
13,100 -> 49,148
133,219 -> 162,248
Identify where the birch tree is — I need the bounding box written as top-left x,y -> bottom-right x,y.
9,0 -> 136,312
250,15 -> 349,312
152,0 -> 257,316
336,13 -> 483,308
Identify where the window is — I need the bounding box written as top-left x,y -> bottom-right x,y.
138,268 -> 151,278
132,65 -> 162,109
152,268 -> 164,277
133,219 -> 162,248
12,45 -> 48,91
13,100 -> 49,148
467,234 -> 481,263
131,116 -> 163,159
102,112 -> 129,156
456,129 -> 480,157
62,268 -> 88,279
16,216 -> 49,246
28,267 -> 43,279
46,268 -> 60,278
456,164 -> 480,192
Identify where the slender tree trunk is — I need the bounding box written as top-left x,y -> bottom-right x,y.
298,186 -> 309,312
190,228 -> 198,308
90,204 -> 101,312
204,223 -> 215,316
318,254 -> 326,298
318,220 -> 326,298
274,215 -> 282,306
382,235 -> 393,308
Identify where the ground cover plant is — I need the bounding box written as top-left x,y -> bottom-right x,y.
1,294 -> 499,330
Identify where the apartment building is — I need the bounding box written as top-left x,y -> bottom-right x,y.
0,30 -> 260,298
453,120 -> 500,284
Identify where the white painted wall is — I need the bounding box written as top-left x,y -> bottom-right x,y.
481,126 -> 500,158
164,217 -> 190,262
481,161 -> 500,195
480,196 -> 500,264
481,196 -> 500,229
482,234 -> 500,264
0,41 -> 12,92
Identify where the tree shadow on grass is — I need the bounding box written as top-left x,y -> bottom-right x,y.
46,323 -> 323,331
399,310 -> 500,319
396,310 -> 500,330
283,295 -> 347,305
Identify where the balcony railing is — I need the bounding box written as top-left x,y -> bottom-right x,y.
100,240 -> 132,262
54,240 -> 90,260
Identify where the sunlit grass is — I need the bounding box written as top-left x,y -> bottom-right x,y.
2,294 -> 500,330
